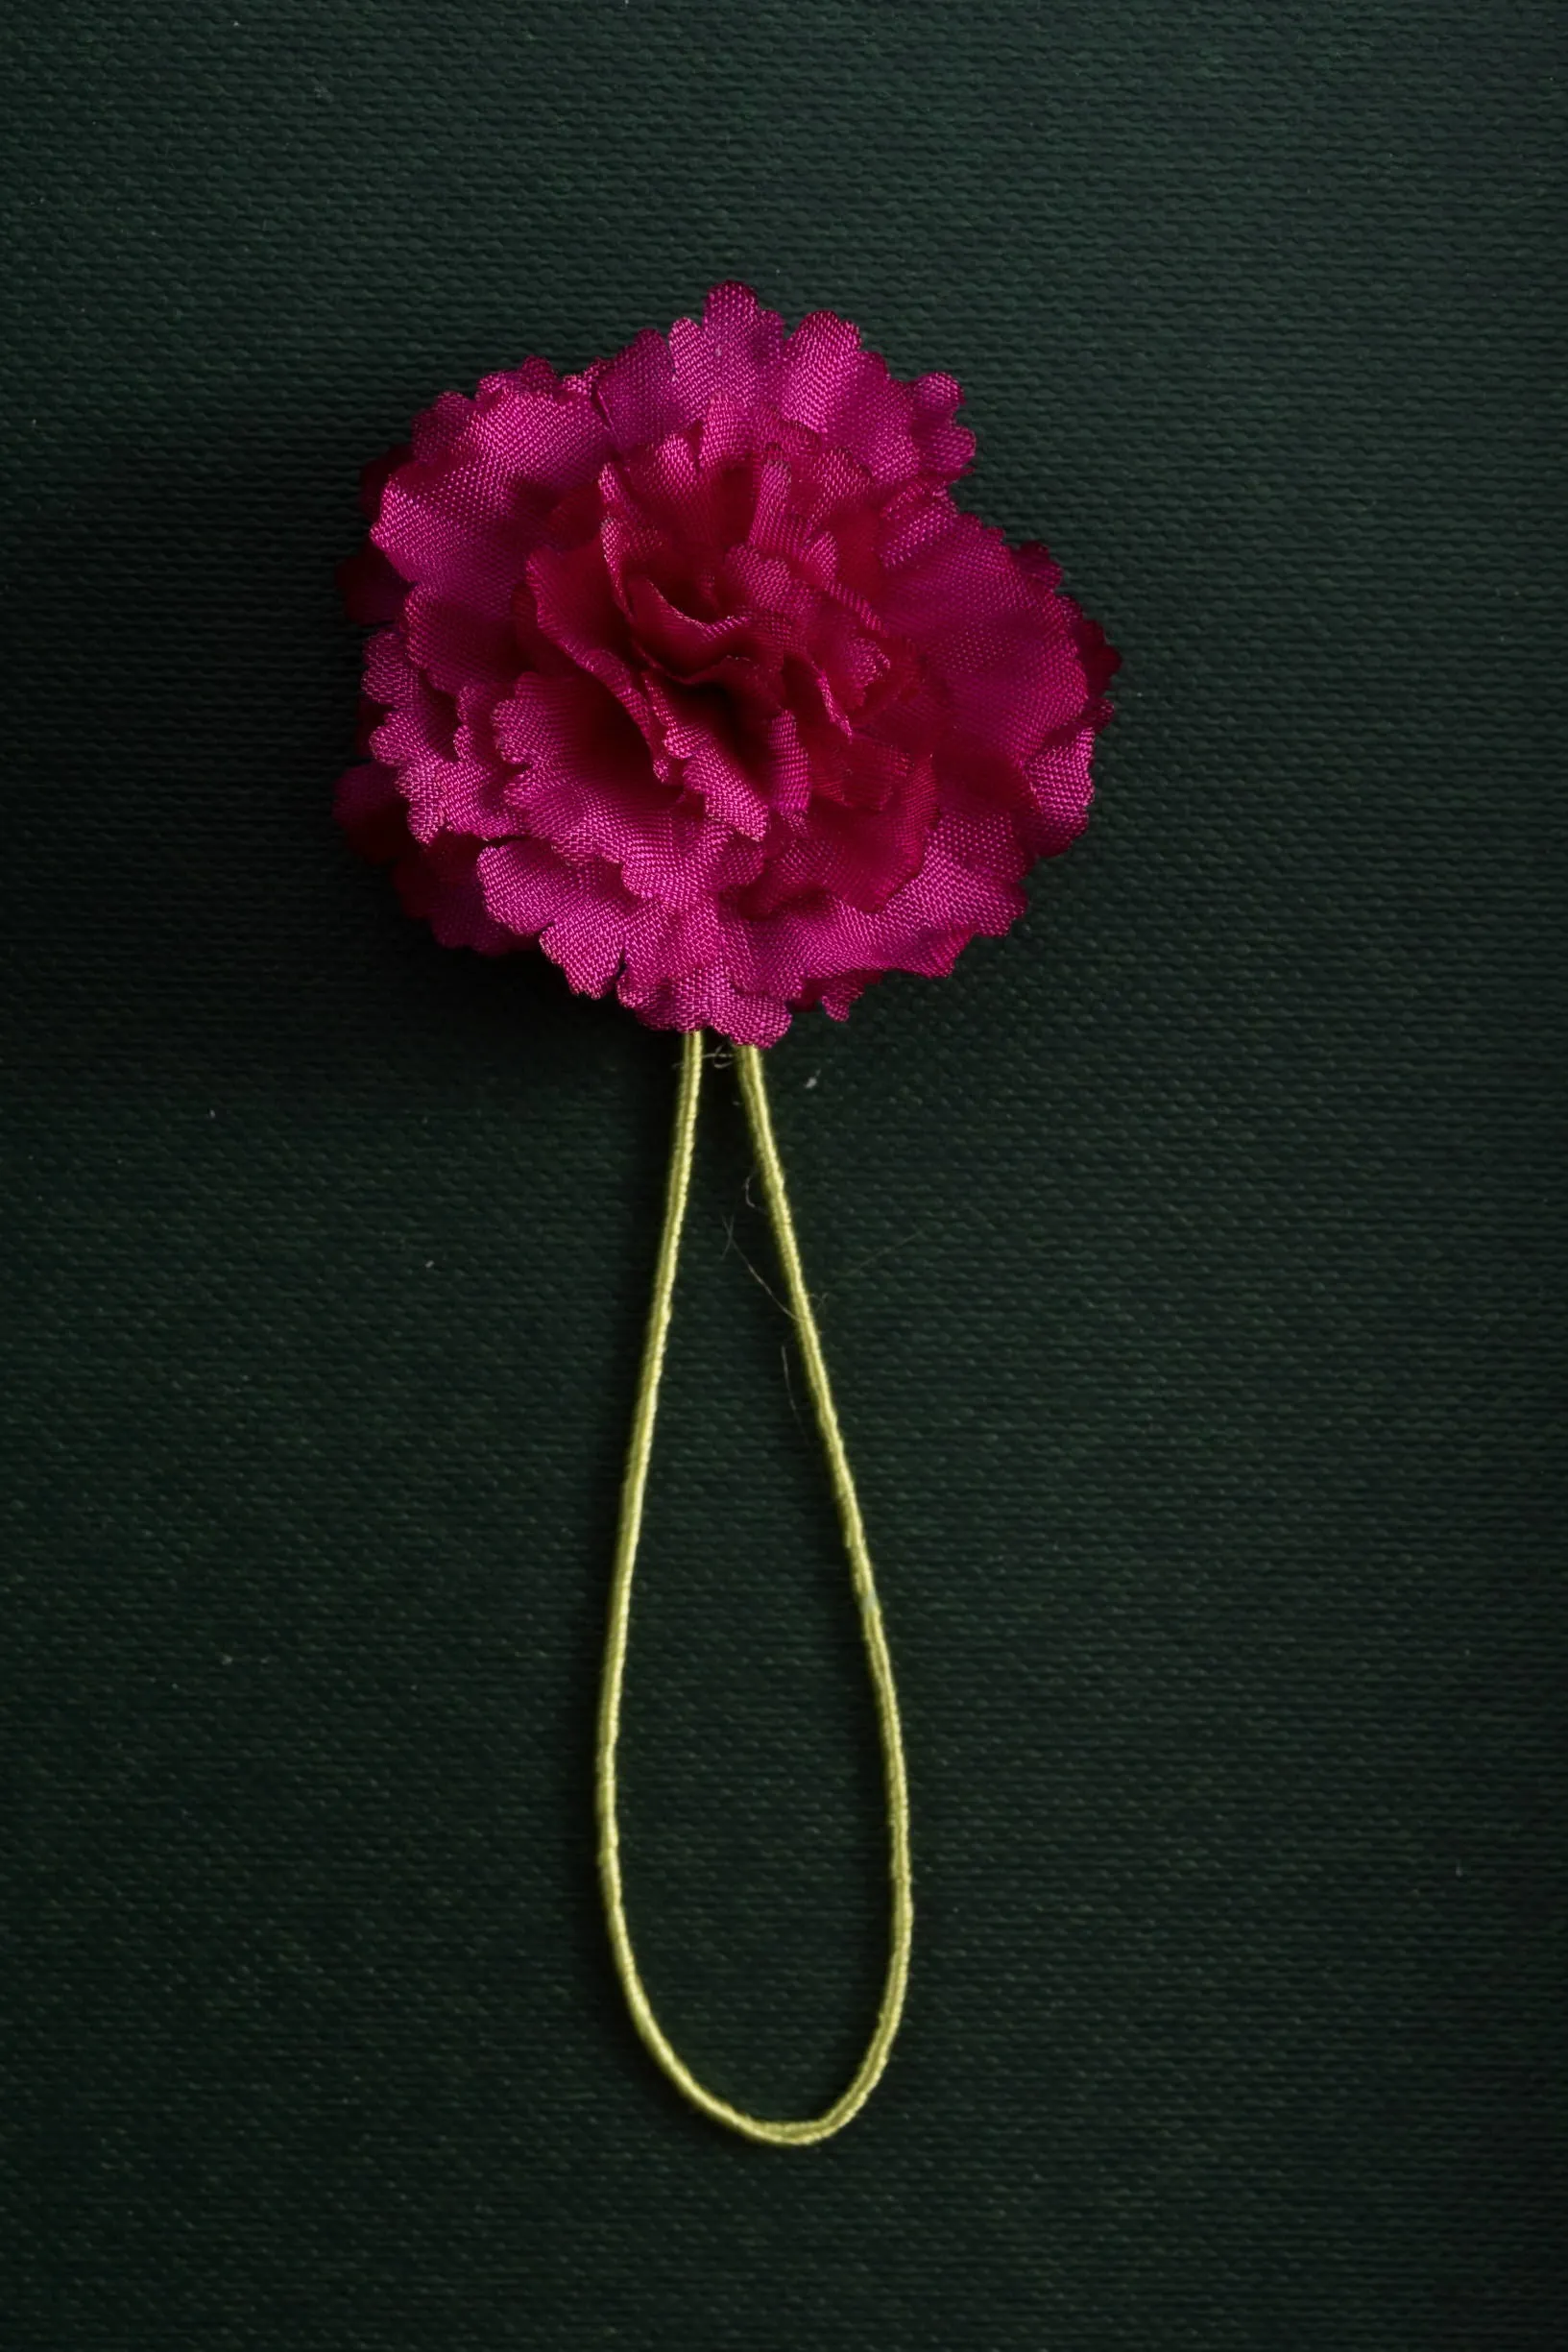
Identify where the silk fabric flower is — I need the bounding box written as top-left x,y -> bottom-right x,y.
338,283 -> 1117,1046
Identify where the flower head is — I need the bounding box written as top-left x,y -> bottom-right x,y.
338,283 -> 1117,1045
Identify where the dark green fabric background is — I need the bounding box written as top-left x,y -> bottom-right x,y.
2,3 -> 1561,2344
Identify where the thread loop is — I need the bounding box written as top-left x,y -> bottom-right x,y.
595,1031 -> 912,2146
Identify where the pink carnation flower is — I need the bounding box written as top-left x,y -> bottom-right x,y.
338,283 -> 1118,1046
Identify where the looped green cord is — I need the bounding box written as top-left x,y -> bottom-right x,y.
595,1030 -> 913,2146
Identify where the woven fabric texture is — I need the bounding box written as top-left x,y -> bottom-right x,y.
2,4 -> 1562,2346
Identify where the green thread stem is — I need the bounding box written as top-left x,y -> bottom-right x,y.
595,1030 -> 913,2147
